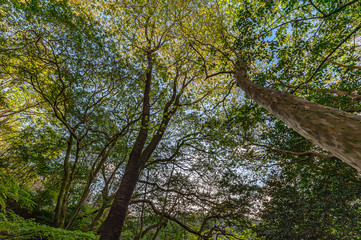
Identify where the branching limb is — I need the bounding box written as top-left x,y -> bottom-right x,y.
292,23 -> 361,93
130,199 -> 206,239
285,85 -> 361,100
251,143 -> 334,159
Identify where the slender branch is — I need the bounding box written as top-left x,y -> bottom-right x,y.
309,0 -> 326,16
129,199 -> 205,238
292,23 -> 361,93
251,143 -> 334,159
140,220 -> 168,238
285,85 -> 361,100
264,0 -> 360,34
205,71 -> 234,79
328,60 -> 361,70
264,16 -> 321,34
323,0 -> 360,18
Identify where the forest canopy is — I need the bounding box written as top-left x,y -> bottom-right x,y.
1,0 -> 361,239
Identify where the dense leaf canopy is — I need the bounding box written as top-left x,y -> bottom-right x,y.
1,0 -> 361,239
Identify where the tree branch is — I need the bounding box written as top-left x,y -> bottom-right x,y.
328,60 -> 361,70
292,23 -> 361,93
130,199 -> 206,238
251,143 -> 334,159
285,85 -> 361,100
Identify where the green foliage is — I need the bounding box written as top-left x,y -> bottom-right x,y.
256,158 -> 361,239
0,173 -> 97,239
235,0 -> 361,101
0,172 -> 34,212
0,211 -> 97,240
1,0 -> 361,238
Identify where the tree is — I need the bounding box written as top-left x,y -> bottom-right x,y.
119,109 -> 259,239
232,0 -> 361,171
96,0 -> 233,237
2,0 -> 361,239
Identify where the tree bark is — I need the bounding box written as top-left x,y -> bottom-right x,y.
234,58 -> 361,171
99,150 -> 143,239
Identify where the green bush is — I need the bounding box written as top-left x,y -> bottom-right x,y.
0,211 -> 98,240
0,172 -> 34,211
0,172 -> 98,239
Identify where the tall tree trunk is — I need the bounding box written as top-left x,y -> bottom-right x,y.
99,48 -> 181,239
99,151 -> 143,239
99,106 -> 179,239
53,135 -> 73,227
65,139 -> 118,229
90,156 -> 126,231
58,141 -> 81,228
234,58 -> 361,171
